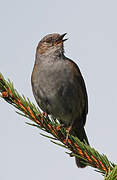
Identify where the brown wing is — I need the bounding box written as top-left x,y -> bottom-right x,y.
66,58 -> 88,122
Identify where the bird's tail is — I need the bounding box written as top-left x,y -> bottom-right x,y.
74,127 -> 89,168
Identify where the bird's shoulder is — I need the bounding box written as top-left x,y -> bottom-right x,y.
64,57 -> 83,78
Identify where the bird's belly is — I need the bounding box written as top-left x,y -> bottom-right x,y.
32,62 -> 84,126
38,73 -> 81,125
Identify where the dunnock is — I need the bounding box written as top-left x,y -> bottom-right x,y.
31,33 -> 89,168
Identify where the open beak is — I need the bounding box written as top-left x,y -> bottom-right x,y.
56,33 -> 68,43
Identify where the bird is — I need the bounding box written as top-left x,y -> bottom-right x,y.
31,33 -> 89,168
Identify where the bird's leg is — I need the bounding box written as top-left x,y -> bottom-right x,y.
41,112 -> 48,123
56,124 -> 65,131
65,123 -> 73,143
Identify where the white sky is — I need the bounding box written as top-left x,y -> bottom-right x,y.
0,0 -> 117,179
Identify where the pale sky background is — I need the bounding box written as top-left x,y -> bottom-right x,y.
0,0 -> 117,179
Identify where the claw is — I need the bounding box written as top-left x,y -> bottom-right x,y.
56,124 -> 64,131
41,112 -> 48,123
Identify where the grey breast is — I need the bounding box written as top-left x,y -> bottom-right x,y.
32,57 -> 83,126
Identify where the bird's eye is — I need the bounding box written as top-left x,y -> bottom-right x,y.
45,37 -> 52,43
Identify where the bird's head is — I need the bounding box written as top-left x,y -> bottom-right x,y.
37,33 -> 67,56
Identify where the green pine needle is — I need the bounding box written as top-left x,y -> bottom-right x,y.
0,72 -> 116,179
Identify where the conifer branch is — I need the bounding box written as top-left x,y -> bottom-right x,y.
0,73 -> 117,179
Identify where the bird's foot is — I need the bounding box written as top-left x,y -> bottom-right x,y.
41,112 -> 48,123
56,124 -> 65,131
